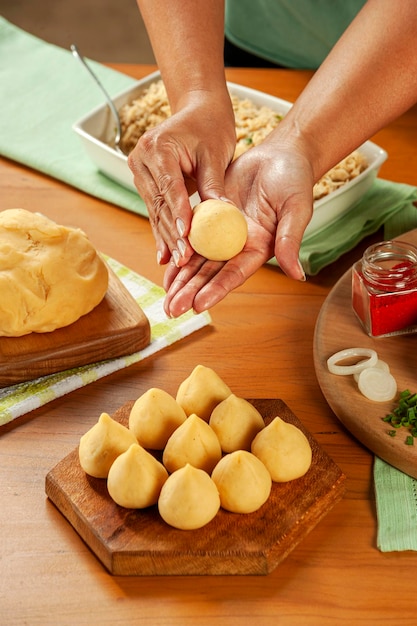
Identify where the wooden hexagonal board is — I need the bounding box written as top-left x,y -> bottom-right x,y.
45,399 -> 345,576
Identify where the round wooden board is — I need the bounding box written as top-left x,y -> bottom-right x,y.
314,229 -> 417,479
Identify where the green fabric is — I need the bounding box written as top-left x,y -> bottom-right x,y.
0,17 -> 146,216
0,256 -> 211,427
384,200 -> 417,240
225,0 -> 365,69
297,180 -> 417,275
374,457 -> 417,552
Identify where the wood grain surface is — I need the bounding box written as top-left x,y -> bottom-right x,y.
0,267 -> 151,386
314,230 -> 417,478
45,398 -> 345,576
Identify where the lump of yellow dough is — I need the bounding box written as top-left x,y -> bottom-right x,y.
79,412 -> 138,478
107,443 -> 168,508
158,464 -> 220,529
251,416 -> 312,482
129,388 -> 187,449
176,364 -> 232,422
188,199 -> 248,261
0,208 -> 108,336
162,414 -> 222,474
209,394 -> 265,452
211,450 -> 272,513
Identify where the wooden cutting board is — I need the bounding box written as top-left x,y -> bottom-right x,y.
45,399 -> 345,576
0,267 -> 150,387
314,229 -> 417,479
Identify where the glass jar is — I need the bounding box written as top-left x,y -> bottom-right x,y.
352,240 -> 417,337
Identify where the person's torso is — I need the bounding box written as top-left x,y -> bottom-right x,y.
225,0 -> 366,69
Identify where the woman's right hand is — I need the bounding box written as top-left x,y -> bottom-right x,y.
128,88 -> 237,268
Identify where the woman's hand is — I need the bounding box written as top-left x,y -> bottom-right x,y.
132,0 -> 417,318
162,133 -> 314,317
128,89 -> 236,268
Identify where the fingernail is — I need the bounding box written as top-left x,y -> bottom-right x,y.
156,250 -> 162,265
298,259 -> 306,281
176,218 -> 185,237
172,249 -> 180,267
177,238 -> 186,257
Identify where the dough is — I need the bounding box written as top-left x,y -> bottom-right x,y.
129,387 -> 187,449
188,199 -> 248,261
107,443 -> 168,509
79,412 -> 138,479
209,394 -> 265,452
0,208 -> 108,336
251,416 -> 312,482
176,364 -> 232,421
162,413 -> 222,474
211,450 -> 272,513
158,464 -> 220,530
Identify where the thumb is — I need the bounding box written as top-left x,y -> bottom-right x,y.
274,200 -> 312,281
195,162 -> 230,204
275,233 -> 306,281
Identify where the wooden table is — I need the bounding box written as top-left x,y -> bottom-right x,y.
1,65 -> 417,625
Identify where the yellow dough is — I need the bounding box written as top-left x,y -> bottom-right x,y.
211,450 -> 272,513
107,443 -> 168,509
162,413 -> 222,474
251,416 -> 312,482
129,387 -> 187,449
176,364 -> 232,421
0,208 -> 108,336
78,412 -> 138,478
188,199 -> 248,261
209,394 -> 265,452
158,464 -> 220,530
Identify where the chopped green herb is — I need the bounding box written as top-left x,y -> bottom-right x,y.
244,137 -> 253,145
382,389 -> 417,445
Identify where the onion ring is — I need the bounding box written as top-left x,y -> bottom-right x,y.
327,348 -> 378,375
353,358 -> 389,382
357,367 -> 397,402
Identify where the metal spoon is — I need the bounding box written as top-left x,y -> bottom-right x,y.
70,44 -> 125,155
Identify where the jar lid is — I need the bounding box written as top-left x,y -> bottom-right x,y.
362,240 -> 417,290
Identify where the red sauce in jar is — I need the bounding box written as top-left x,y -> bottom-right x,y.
352,241 -> 417,337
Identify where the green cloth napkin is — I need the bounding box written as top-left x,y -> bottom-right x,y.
298,179 -> 417,275
0,17 -> 146,215
374,457 -> 417,552
0,256 -> 211,427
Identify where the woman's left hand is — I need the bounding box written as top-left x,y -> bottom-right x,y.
163,134 -> 314,317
